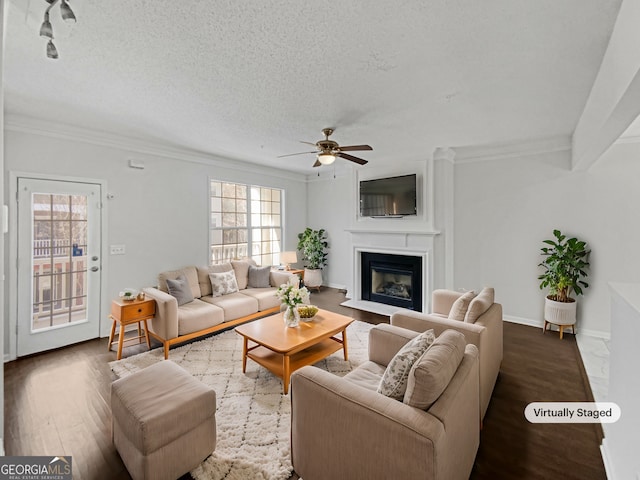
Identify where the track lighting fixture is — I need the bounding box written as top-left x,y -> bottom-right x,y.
39,12 -> 53,38
60,0 -> 76,23
39,0 -> 77,59
46,39 -> 59,59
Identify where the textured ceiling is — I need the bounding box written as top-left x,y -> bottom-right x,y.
4,0 -> 623,173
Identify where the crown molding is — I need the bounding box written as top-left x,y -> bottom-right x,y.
5,114 -> 307,182
452,135 -> 571,164
615,133 -> 640,145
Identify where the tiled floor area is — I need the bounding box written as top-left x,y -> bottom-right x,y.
576,333 -> 610,402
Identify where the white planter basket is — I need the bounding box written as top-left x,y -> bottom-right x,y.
304,269 -> 323,289
544,297 -> 577,325
543,297 -> 577,339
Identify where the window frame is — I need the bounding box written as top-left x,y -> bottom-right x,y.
209,179 -> 284,266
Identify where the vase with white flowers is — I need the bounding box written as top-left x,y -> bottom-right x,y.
276,282 -> 310,327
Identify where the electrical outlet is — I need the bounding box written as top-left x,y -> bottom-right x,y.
110,244 -> 126,255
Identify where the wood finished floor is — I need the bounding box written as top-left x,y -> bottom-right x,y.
4,288 -> 605,480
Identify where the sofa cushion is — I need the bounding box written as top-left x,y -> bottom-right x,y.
377,329 -> 436,401
197,263 -> 232,297
201,292 -> 259,321
464,287 -> 495,323
158,266 -> 201,299
344,361 -> 387,392
248,265 -> 271,288
241,288 -> 280,311
209,271 -> 239,297
166,274 -> 194,306
176,299 -> 225,336
448,291 -> 476,321
231,260 -> 253,290
403,329 -> 467,410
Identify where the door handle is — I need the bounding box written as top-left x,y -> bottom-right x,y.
90,266 -> 99,272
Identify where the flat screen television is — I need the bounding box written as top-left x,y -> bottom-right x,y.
359,174 -> 417,217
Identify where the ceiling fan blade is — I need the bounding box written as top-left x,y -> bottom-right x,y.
338,145 -> 373,152
277,151 -> 317,158
338,152 -> 368,165
313,159 -> 322,167
300,141 -> 318,147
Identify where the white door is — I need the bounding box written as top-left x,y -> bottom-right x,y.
17,178 -> 102,356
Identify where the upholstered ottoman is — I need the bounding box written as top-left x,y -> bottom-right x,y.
111,360 -> 216,480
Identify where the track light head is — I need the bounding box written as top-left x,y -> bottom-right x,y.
40,12 -> 53,38
60,0 -> 76,23
46,40 -> 59,59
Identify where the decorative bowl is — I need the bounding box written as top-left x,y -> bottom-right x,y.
297,304 -> 319,320
119,289 -> 138,302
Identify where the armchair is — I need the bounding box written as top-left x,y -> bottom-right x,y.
391,288 -> 503,419
290,324 -> 480,480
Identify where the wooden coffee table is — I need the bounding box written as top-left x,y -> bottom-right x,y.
235,309 -> 354,394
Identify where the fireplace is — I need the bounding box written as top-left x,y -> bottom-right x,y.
361,252 -> 423,311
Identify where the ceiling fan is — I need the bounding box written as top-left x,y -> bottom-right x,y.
278,128 -> 372,167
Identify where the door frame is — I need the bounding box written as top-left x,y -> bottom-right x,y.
7,171 -> 109,361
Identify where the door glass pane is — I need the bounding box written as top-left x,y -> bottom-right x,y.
52,195 -> 71,220
31,193 -> 89,332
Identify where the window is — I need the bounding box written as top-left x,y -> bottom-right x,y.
210,180 -> 283,266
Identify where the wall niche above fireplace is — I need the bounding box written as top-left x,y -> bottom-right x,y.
361,252 -> 423,311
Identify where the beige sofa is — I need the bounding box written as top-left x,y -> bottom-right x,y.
290,324 -> 480,480
143,260 -> 297,358
391,287 -> 503,419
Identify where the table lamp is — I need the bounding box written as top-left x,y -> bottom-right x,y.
281,251 -> 297,270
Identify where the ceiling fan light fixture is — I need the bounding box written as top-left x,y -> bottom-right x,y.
60,0 -> 77,23
317,153 -> 336,165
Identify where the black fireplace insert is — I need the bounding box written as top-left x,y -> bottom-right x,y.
361,252 -> 422,311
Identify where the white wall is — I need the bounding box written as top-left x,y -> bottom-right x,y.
3,124 -> 307,356
454,144 -> 640,337
305,172 -> 352,289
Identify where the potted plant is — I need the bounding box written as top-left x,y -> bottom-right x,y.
538,229 -> 590,334
297,228 -> 328,289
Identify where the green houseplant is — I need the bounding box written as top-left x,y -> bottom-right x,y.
297,228 -> 329,289
538,229 -> 590,336
538,229 -> 590,302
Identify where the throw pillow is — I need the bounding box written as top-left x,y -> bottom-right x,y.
403,329 -> 467,410
196,263 -> 232,297
464,287 -> 495,323
447,291 -> 476,321
377,329 -> 436,401
248,265 -> 271,288
209,271 -> 239,297
166,274 -> 195,306
231,260 -> 252,290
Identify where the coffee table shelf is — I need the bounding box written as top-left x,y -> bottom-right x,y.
246,337 -> 344,379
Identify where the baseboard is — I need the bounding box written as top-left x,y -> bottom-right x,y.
503,315 -> 610,340
600,438 -> 616,480
503,314 -> 541,328
323,282 -> 347,291
4,353 -> 11,363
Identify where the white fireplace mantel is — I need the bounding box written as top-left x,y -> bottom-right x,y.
345,229 -> 440,313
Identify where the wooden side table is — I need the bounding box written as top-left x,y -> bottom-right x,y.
108,297 -> 156,360
287,268 -> 304,280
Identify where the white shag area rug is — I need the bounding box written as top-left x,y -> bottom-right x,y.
109,320 -> 374,480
